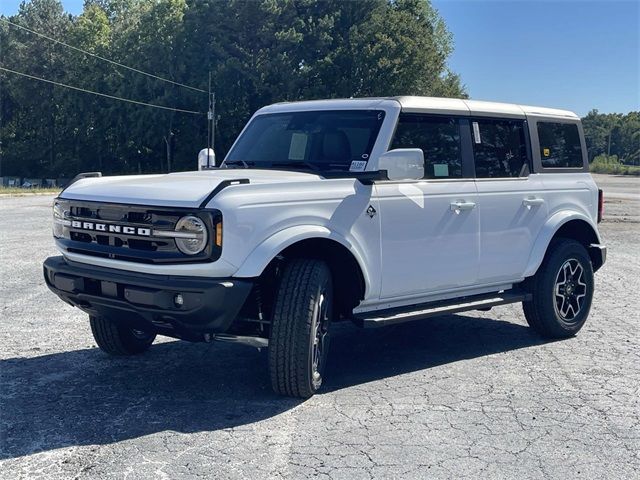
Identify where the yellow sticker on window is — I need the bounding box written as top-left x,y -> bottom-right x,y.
543,148 -> 550,157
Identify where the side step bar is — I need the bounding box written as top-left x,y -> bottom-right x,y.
355,291 -> 531,328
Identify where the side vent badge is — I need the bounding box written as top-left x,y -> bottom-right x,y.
366,206 -> 377,218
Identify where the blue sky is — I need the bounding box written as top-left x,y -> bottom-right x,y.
433,0 -> 639,115
2,0 -> 638,115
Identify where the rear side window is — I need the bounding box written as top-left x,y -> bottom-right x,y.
391,114 -> 462,179
471,119 -> 528,178
537,122 -> 583,168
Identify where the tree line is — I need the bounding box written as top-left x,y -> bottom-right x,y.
1,1 -> 636,180
582,110 -> 639,166
0,0 -> 466,179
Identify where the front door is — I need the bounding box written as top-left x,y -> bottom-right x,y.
376,114 -> 479,300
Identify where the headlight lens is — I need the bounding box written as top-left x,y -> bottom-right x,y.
52,202 -> 69,238
174,215 -> 208,255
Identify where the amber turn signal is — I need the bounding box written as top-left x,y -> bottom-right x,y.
215,221 -> 223,247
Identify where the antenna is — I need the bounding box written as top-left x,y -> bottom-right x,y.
208,71 -> 215,151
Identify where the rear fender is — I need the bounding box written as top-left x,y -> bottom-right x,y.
524,210 -> 601,278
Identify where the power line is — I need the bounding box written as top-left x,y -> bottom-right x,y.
0,66 -> 205,115
0,17 -> 207,94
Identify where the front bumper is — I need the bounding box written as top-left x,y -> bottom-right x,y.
43,256 -> 252,338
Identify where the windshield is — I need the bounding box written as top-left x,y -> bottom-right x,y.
225,110 -> 386,172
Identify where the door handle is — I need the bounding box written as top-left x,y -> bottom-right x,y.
450,200 -> 476,213
523,197 -> 545,208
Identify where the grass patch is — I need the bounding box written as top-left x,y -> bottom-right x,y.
0,186 -> 61,195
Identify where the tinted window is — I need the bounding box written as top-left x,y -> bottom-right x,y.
537,122 -> 583,168
226,110 -> 385,172
391,114 -> 462,179
472,119 -> 528,178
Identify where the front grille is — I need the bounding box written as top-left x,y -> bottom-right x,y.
55,199 -> 221,264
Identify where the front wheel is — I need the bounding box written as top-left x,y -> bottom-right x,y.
90,316 -> 156,355
523,239 -> 594,338
269,259 -> 333,398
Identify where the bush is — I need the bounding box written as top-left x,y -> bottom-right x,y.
590,155 -> 640,176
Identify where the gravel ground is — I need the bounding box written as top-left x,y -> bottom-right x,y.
1,174 -> 638,479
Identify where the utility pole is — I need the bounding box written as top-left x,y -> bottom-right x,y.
163,130 -> 173,173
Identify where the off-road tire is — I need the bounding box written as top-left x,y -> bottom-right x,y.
523,239 -> 594,338
269,259 -> 333,398
90,316 -> 156,355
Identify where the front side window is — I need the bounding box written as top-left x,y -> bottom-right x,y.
537,122 -> 583,168
390,114 -> 462,179
472,119 -> 528,178
225,110 -> 385,172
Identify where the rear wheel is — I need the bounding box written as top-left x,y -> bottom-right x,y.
269,259 -> 333,398
523,239 -> 594,338
89,316 -> 156,355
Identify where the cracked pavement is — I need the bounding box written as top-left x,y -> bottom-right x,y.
1,174 -> 638,479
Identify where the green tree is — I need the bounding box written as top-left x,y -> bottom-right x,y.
1,0 -> 467,178
582,110 -> 640,165
1,0 -> 72,177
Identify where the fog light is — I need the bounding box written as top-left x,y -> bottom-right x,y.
174,294 -> 184,306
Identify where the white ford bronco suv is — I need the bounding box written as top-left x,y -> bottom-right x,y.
44,97 -> 606,398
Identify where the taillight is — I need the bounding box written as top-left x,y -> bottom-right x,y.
597,189 -> 604,223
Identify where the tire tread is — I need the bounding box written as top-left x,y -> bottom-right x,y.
269,259 -> 330,398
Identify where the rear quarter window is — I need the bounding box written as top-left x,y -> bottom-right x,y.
537,122 -> 583,168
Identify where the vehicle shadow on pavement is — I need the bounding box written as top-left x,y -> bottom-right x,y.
323,314 -> 547,392
1,314 -> 546,459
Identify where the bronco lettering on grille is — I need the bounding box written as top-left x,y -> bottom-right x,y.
70,220 -> 151,237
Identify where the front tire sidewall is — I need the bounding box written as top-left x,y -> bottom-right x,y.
309,281 -> 332,391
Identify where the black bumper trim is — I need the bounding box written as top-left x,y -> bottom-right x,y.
589,243 -> 607,272
43,256 -> 253,336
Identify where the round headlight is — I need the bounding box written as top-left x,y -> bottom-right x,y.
53,202 -> 68,238
174,215 -> 208,255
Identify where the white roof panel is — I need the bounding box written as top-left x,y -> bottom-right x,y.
394,96 -> 469,115
463,99 -> 525,118
257,98 -> 397,114
255,96 -> 580,120
520,104 -> 579,119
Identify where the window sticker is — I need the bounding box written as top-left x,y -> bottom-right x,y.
288,132 -> 308,160
350,160 -> 367,172
433,164 -> 449,177
472,121 -> 481,144
543,148 -> 550,157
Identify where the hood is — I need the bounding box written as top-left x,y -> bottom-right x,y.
60,169 -> 321,208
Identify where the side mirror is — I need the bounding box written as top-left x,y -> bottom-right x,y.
378,148 -> 424,181
198,148 -> 216,170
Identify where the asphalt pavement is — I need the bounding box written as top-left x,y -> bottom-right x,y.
1,174 -> 638,479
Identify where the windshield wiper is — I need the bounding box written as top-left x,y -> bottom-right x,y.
224,160 -> 254,168
270,161 -> 321,172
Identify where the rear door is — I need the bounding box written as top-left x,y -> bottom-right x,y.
376,114 -> 480,299
471,117 -> 549,284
